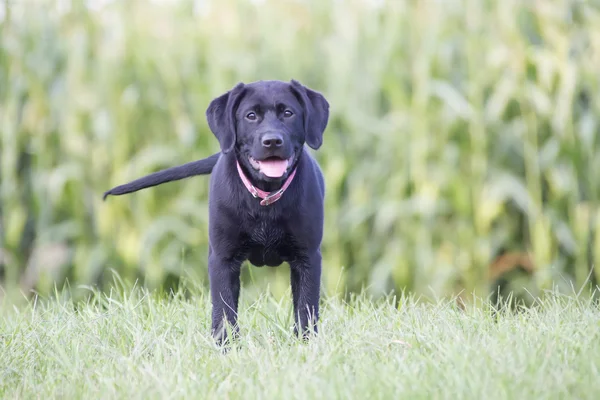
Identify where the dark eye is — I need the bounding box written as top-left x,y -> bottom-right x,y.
283,109 -> 294,118
246,112 -> 257,121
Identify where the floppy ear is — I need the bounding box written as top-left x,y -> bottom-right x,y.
206,82 -> 246,153
290,80 -> 330,150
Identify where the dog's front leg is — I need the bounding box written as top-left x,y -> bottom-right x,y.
290,251 -> 322,339
208,253 -> 242,345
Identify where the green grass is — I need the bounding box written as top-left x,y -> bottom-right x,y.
2,281 -> 599,399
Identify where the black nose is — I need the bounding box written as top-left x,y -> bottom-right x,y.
261,133 -> 284,148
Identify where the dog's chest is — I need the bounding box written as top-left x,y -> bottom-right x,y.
246,220 -> 289,267
249,220 -> 285,248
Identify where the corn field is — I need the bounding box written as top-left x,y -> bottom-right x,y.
1,0 -> 599,304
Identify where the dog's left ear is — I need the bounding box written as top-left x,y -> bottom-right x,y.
290,80 -> 330,150
206,82 -> 246,153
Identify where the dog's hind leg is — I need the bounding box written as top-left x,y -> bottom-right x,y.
290,251 -> 322,339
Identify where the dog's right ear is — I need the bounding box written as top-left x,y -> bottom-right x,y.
206,82 -> 246,154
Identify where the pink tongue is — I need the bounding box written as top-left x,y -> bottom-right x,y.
258,159 -> 288,178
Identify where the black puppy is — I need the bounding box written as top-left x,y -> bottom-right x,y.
103,80 -> 330,344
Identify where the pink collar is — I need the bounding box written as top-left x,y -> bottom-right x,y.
236,161 -> 298,206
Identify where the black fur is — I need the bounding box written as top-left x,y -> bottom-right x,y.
103,79 -> 330,344
102,153 -> 220,199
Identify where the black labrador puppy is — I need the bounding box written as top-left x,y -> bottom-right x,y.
103,80 -> 330,344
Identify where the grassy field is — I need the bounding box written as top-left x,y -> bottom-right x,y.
2,3 -> 600,395
1,281 -> 599,399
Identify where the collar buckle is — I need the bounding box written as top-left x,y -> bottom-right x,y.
260,189 -> 284,206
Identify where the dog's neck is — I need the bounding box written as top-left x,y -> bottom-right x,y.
234,152 -> 300,205
236,161 -> 297,206
234,150 -> 302,193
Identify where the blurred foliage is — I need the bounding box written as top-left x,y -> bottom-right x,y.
1,0 -> 600,304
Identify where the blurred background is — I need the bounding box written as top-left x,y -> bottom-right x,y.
1,0 -> 599,306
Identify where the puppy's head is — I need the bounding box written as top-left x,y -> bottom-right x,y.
206,80 -> 329,182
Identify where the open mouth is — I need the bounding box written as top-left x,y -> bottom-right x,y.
248,155 -> 295,178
